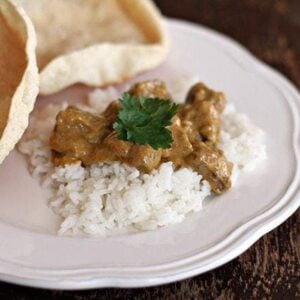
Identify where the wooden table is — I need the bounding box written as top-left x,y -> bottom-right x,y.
1,0 -> 299,298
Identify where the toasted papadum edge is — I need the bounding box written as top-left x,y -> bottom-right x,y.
0,0 -> 38,164
33,0 -> 169,95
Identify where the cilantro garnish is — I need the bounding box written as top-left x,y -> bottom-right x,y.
113,93 -> 178,149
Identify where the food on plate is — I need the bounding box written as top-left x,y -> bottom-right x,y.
19,77 -> 266,236
17,0 -> 169,95
0,0 -> 38,165
50,81 -> 233,194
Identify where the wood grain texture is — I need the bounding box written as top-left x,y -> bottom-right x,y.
0,0 -> 299,299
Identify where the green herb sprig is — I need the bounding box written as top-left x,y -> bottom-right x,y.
113,93 -> 178,149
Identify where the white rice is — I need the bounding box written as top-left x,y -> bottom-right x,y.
18,79 -> 266,236
220,104 -> 266,171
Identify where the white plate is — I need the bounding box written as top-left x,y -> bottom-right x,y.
0,19 -> 299,289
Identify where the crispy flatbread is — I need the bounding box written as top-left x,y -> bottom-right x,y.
0,0 -> 38,164
18,0 -> 169,95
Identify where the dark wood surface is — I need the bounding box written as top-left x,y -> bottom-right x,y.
1,0 -> 299,299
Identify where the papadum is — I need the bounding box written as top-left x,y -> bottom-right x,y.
0,0 -> 38,164
18,0 -> 169,95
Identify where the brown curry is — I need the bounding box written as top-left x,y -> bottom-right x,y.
50,80 -> 233,194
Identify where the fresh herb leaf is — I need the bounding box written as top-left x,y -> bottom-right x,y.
113,93 -> 178,149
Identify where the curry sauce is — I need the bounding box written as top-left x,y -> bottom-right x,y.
50,80 -> 233,194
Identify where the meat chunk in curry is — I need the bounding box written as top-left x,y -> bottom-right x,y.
50,80 -> 233,194
179,82 -> 226,143
129,80 -> 171,100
